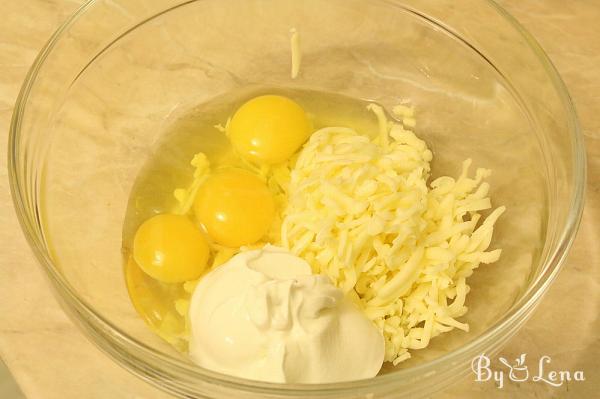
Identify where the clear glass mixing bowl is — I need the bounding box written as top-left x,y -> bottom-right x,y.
9,0 -> 585,397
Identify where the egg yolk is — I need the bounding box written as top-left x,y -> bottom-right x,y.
133,214 -> 209,283
194,168 -> 275,247
228,95 -> 311,164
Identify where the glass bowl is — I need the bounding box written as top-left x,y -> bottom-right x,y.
8,0 -> 585,398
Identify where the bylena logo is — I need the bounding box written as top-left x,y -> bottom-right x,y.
471,354 -> 585,389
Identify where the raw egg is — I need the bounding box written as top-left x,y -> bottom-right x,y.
228,95 -> 311,164
133,214 -> 209,283
194,168 -> 275,247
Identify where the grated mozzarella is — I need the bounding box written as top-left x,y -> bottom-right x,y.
281,105 -> 505,364
290,28 -> 301,79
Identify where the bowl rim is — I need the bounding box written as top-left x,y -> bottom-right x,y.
8,0 -> 586,395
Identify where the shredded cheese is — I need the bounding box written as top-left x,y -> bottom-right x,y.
290,28 -> 301,79
173,153 -> 210,215
281,106 -> 505,364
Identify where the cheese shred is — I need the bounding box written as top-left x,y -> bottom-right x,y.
173,153 -> 210,215
290,28 -> 301,79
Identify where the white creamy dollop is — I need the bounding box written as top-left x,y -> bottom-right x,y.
188,245 -> 384,383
